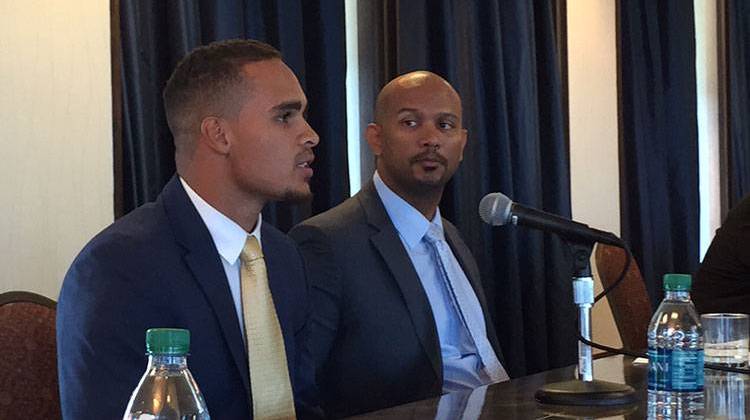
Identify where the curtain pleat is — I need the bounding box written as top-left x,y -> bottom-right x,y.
728,0 -> 750,206
617,0 -> 700,303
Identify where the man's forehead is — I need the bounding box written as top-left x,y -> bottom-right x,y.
394,72 -> 432,89
241,58 -> 285,74
374,71 -> 462,122
241,60 -> 298,86
239,60 -> 307,106
387,87 -> 462,114
388,78 -> 459,104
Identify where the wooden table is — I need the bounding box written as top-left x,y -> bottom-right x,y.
350,355 -> 750,419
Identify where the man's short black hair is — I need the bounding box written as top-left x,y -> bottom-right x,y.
163,39 -> 281,153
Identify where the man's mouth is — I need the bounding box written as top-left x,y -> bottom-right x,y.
411,152 -> 447,166
296,152 -> 314,168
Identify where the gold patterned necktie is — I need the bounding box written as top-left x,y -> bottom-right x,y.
240,235 -> 297,419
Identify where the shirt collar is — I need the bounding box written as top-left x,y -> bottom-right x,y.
373,171 -> 443,249
180,177 -> 262,265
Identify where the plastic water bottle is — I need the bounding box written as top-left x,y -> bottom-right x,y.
123,328 -> 210,419
647,274 -> 704,418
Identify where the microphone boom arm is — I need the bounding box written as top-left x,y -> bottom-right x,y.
510,204 -> 623,247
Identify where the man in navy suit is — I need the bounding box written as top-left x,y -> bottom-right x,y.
57,39 -> 319,419
290,71 -> 509,418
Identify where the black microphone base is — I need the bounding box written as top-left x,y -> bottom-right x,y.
535,379 -> 636,406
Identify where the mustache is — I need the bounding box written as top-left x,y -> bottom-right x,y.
296,150 -> 315,164
410,150 -> 447,166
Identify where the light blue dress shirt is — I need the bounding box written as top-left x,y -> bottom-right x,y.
373,172 -> 499,392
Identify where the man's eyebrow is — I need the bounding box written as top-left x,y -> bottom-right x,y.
437,112 -> 459,120
395,108 -> 458,120
271,101 -> 304,112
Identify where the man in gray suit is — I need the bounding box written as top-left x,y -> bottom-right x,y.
290,71 -> 509,418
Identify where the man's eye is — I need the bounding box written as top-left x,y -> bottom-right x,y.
401,119 -> 417,128
439,121 -> 456,130
277,111 -> 294,123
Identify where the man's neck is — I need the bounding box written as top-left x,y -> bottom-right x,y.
405,195 -> 439,221
377,173 -> 442,221
180,172 -> 263,233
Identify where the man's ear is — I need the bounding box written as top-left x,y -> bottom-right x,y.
199,116 -> 231,155
365,123 -> 384,156
458,128 -> 468,162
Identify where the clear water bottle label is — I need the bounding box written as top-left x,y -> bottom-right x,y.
671,349 -> 704,392
648,347 -> 671,390
648,347 -> 704,392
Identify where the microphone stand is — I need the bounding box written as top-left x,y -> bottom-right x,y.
534,241 -> 636,406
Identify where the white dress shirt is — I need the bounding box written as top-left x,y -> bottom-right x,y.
180,177 -> 261,337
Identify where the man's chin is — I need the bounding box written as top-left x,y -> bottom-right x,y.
412,165 -> 450,182
280,187 -> 313,203
414,173 -> 449,188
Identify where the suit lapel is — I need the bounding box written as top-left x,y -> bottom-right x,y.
443,225 -> 480,292
358,182 -> 442,380
160,176 -> 251,397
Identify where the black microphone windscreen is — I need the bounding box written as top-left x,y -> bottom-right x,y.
479,193 -> 513,226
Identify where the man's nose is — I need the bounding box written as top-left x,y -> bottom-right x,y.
301,119 -> 320,147
419,124 -> 442,149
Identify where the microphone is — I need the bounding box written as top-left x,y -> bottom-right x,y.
478,192 -> 622,247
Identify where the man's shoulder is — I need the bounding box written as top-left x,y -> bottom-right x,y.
725,194 -> 750,227
441,217 -> 460,234
294,194 -> 367,234
447,215 -> 477,241
70,200 -> 176,275
101,200 -> 169,243
261,222 -> 304,254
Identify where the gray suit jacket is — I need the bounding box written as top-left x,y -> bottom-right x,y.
289,181 -> 503,418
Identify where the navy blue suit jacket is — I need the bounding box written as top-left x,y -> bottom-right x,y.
57,176 -> 317,419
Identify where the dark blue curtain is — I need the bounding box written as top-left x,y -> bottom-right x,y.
617,1 -> 700,303
119,0 -> 348,231
375,0 -> 576,377
728,0 -> 750,206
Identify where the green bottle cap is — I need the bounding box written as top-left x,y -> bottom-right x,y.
663,273 -> 692,291
146,328 -> 190,355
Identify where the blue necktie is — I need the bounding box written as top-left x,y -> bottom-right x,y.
424,224 -> 509,383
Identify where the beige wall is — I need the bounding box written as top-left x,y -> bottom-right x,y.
567,0 -> 623,349
695,0 -> 722,258
0,1 -> 113,299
